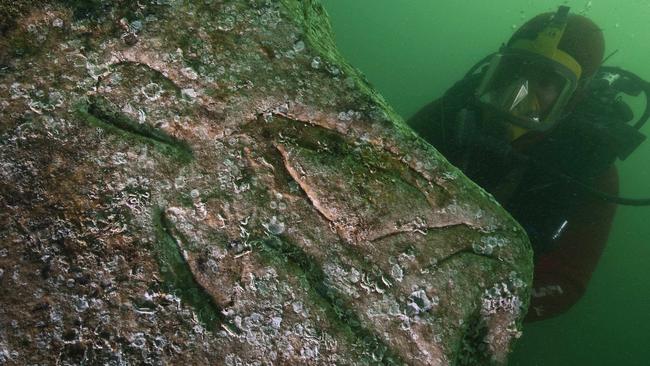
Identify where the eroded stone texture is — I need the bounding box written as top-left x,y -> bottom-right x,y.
0,1 -> 532,365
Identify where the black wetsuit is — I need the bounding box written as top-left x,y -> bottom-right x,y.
408,72 -> 625,320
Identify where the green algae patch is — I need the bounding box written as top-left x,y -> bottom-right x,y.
279,0 -> 404,128
0,1 -> 44,35
152,208 -> 233,333
253,235 -> 403,365
75,97 -> 193,164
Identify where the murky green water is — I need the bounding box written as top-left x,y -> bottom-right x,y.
321,0 -> 650,364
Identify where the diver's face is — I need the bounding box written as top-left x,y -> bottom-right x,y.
492,68 -> 566,126
531,73 -> 564,114
477,52 -> 578,131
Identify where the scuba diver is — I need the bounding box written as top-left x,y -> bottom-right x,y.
408,6 -> 650,322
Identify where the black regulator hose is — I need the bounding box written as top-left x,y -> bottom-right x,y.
567,176 -> 650,206
514,151 -> 650,207
464,53 -> 495,78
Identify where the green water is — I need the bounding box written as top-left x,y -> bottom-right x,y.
321,1 -> 650,365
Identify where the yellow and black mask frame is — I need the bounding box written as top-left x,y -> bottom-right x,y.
476,6 -> 583,131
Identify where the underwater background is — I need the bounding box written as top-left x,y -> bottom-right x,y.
320,0 -> 650,365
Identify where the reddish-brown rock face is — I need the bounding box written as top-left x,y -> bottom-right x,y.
0,1 -> 532,365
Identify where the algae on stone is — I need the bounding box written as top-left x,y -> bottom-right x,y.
0,1 -> 532,365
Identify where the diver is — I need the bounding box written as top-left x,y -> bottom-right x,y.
408,6 -> 650,321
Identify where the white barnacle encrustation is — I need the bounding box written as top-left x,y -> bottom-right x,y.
74,296 -> 89,313
129,332 -> 147,349
406,289 -> 437,315
472,235 -> 508,256
262,216 -> 285,235
480,282 -> 522,317
181,88 -> 199,100
390,263 -> 404,282
142,82 -> 163,101
310,57 -> 321,69
180,67 -> 199,80
292,40 -> 306,53
348,267 -> 361,283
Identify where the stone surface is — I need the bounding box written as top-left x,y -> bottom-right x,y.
0,1 -> 532,365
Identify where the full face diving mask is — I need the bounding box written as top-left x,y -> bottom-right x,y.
476,6 -> 582,131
